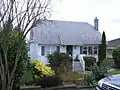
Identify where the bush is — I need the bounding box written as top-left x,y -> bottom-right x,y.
48,52 -> 72,74
0,32 -> 29,89
35,75 -> 62,88
83,56 -> 96,71
85,73 -> 95,86
85,59 -> 109,85
21,69 -> 34,85
31,59 -> 55,79
112,46 -> 120,69
59,72 -> 86,85
21,59 -> 55,85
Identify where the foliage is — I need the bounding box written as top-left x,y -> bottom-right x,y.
98,31 -> 107,66
86,59 -> 109,85
58,72 -> 86,85
112,46 -> 120,69
48,52 -> 72,74
93,59 -> 109,81
31,59 -> 55,79
83,56 -> 96,71
21,69 -> 33,85
0,32 -> 29,90
35,75 -> 62,88
0,0 -> 53,89
21,59 -> 55,86
85,73 -> 96,86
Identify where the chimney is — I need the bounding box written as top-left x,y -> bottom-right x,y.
94,17 -> 99,31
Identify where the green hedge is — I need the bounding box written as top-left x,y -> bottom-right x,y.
112,46 -> 120,69
83,56 -> 96,71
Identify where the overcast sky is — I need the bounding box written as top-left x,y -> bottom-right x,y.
50,0 -> 120,41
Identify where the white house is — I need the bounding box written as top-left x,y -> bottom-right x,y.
29,17 -> 101,71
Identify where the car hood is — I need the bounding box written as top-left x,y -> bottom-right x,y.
103,74 -> 120,87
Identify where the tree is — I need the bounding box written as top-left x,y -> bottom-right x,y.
7,32 -> 29,90
98,31 -> 107,66
0,0 -> 54,90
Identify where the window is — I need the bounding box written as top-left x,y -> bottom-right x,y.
94,46 -> 98,54
88,46 -> 92,55
56,46 -> 60,52
80,46 -> 83,54
41,46 -> 45,56
83,46 -> 87,54
45,46 -> 51,55
44,46 -> 56,56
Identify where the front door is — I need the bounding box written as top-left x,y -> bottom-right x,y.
66,45 -> 73,57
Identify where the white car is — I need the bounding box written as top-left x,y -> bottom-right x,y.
96,74 -> 120,90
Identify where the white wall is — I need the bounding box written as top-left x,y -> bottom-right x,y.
73,46 -> 80,58
60,46 -> 66,53
30,42 -> 38,59
30,44 -> 99,64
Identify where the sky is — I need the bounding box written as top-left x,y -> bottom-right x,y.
50,0 -> 120,41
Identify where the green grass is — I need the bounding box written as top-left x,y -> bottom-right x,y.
108,70 -> 120,75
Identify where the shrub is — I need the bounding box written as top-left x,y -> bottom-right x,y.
85,73 -> 95,86
83,56 -> 96,71
59,72 -> 86,85
0,32 -> 29,90
31,59 -> 55,79
48,52 -> 72,74
35,75 -> 62,88
21,59 -> 55,85
85,59 -> 109,85
112,46 -> 120,69
21,69 -> 34,85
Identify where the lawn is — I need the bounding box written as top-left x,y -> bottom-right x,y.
108,70 -> 120,75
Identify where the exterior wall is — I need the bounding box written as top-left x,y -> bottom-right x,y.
60,46 -> 66,53
73,46 -> 80,58
29,42 -> 38,59
107,47 -> 115,67
107,48 -> 113,59
29,43 -> 100,64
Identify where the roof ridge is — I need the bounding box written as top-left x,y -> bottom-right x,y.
108,38 -> 120,42
48,19 -> 88,23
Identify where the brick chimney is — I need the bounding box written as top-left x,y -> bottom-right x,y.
94,17 -> 99,31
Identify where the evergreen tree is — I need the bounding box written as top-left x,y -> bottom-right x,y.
98,31 -> 106,66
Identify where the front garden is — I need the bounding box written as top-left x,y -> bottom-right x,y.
20,43 -> 120,89
20,52 -> 91,88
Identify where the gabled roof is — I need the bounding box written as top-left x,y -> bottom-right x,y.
31,20 -> 101,45
107,38 -> 120,47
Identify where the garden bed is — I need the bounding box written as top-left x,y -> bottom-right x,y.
20,85 -> 95,90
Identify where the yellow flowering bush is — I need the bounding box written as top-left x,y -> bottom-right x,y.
32,59 -> 55,78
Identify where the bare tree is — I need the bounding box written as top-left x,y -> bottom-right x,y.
0,0 -> 55,90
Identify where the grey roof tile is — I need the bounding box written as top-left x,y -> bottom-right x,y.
107,38 -> 120,47
32,20 -> 101,45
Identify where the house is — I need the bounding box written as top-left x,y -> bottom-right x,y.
107,38 -> 120,61
29,17 -> 101,67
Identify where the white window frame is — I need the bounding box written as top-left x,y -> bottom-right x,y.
93,46 -> 98,55
44,45 -> 56,56
83,46 -> 87,55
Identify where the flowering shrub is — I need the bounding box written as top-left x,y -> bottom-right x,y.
32,59 -> 55,78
